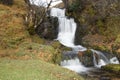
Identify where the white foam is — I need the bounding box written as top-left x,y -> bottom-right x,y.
61,58 -> 89,73
50,8 -> 87,51
110,57 -> 119,64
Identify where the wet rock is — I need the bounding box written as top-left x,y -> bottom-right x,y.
62,51 -> 78,60
99,76 -> 111,80
36,16 -> 59,40
77,50 -> 94,67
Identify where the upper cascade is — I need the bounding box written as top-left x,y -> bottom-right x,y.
50,8 -> 87,51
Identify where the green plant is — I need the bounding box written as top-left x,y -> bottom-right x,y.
115,34 -> 120,44
68,0 -> 81,12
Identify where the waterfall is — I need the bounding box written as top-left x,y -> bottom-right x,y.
91,49 -> 119,68
50,8 -> 119,72
29,0 -> 62,7
50,8 -> 88,72
61,58 -> 89,73
50,8 -> 87,51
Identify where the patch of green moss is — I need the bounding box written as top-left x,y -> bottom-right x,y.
86,5 -> 96,16
51,41 -> 61,49
96,19 -> 105,34
30,35 -> 45,44
115,34 -> 120,44
84,49 -> 93,56
105,16 -> 120,37
102,64 -> 120,75
68,0 -> 81,12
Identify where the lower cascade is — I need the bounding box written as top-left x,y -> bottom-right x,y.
50,8 -> 119,73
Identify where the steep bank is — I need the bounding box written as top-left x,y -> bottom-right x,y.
0,0 -> 58,61
0,1 -> 84,80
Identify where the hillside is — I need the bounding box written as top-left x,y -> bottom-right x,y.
65,0 -> 120,60
0,0 -> 84,80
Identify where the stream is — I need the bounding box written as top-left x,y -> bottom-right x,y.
29,0 -> 120,79
50,8 -> 120,80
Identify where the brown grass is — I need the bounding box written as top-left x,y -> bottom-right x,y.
0,0 -> 30,50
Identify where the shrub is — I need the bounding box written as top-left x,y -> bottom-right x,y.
68,0 -> 81,12
0,0 -> 14,5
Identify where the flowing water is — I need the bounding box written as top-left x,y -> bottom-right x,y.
91,49 -> 119,68
50,8 -> 119,74
50,8 -> 87,51
29,0 -> 119,79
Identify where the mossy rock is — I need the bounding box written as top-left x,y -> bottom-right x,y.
51,41 -> 72,51
101,64 -> 120,75
84,49 -> 93,56
92,45 -> 110,52
51,41 -> 61,49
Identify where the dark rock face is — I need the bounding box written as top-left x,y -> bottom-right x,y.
35,17 -> 59,40
78,50 -> 94,67
62,50 -> 94,67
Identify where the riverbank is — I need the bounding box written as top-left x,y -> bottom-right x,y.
0,1 -> 84,80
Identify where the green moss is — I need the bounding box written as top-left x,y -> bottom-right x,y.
51,41 -> 61,49
92,45 -> 110,52
84,49 -> 92,56
68,0 -> 81,12
30,35 -> 45,44
102,64 -> 120,75
86,6 -> 96,16
115,34 -> 120,44
105,16 -> 120,37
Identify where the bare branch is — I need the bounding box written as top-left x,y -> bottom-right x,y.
24,0 -> 53,31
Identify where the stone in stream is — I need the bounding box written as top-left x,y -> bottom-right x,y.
99,76 -> 111,80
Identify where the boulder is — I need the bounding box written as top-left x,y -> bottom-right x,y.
36,16 -> 59,40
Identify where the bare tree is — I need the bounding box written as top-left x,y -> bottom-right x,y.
24,0 -> 52,35
62,0 -> 69,9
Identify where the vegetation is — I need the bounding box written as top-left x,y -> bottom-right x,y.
0,0 -> 85,80
0,0 -> 120,79
68,0 -> 81,12
102,64 -> 120,75
0,0 -> 14,5
0,58 -> 83,80
67,0 -> 120,59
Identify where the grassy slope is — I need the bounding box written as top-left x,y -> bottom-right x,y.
0,58 -> 83,80
0,0 -> 30,49
0,0 -> 84,80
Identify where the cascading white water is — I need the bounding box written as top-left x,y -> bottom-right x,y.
29,0 -> 62,7
51,8 -> 88,72
30,0 -> 119,75
50,8 -> 119,72
50,8 -> 87,51
91,49 -> 119,68
61,58 -> 89,73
